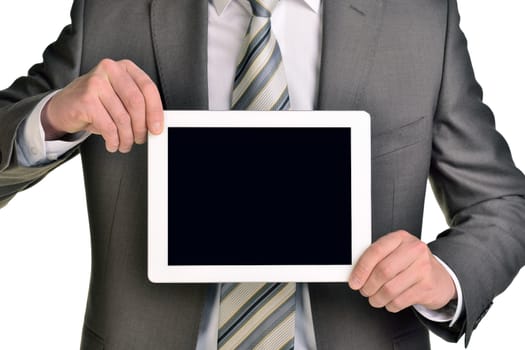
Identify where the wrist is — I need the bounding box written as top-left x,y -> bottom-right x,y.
41,97 -> 67,141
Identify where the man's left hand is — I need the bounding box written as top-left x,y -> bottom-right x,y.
349,230 -> 457,313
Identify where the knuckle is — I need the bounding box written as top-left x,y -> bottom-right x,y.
391,298 -> 404,310
142,80 -> 160,99
113,112 -> 131,126
125,92 -> 145,111
413,240 -> 428,254
118,58 -> 133,66
98,58 -> 116,70
377,263 -> 395,280
86,74 -> 102,87
398,230 -> 410,237
397,230 -> 413,241
85,75 -> 104,92
369,244 -> 385,259
382,283 -> 396,298
353,264 -> 370,281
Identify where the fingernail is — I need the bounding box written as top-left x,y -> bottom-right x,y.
349,276 -> 360,289
152,122 -> 162,134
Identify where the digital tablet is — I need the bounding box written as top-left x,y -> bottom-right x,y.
148,111 -> 371,282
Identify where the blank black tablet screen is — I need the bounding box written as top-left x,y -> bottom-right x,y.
167,127 -> 351,265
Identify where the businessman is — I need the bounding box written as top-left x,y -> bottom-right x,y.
1,0 -> 524,349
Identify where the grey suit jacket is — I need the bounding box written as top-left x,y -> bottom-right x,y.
1,0 -> 525,349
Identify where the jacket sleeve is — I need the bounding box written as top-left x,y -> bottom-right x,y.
0,0 -> 85,208
420,0 -> 525,345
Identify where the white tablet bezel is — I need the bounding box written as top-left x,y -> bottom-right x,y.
148,110 -> 371,282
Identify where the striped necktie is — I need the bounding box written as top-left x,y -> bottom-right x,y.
231,0 -> 290,110
218,283 -> 296,350
219,1 -> 295,349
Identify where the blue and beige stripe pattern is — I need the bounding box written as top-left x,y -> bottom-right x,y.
218,283 -> 296,350
231,0 -> 290,110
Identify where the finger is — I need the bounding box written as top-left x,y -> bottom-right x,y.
99,59 -> 146,150
121,59 -> 164,135
384,282 -> 423,313
86,101 -> 120,153
96,77 -> 135,153
360,238 -> 424,297
349,231 -> 407,290
368,262 -> 421,309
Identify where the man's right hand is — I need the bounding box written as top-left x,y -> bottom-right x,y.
41,58 -> 164,153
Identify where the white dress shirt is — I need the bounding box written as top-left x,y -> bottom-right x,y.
16,0 -> 463,349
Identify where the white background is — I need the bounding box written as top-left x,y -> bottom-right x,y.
0,1 -> 523,349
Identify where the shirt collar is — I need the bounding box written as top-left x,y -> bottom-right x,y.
212,0 -> 321,16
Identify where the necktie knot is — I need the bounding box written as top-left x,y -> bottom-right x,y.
232,0 -> 290,110
248,0 -> 279,17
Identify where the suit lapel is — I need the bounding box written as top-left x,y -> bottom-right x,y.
150,0 -> 209,109
317,0 -> 384,110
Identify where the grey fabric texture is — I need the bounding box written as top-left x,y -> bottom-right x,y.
1,0 -> 524,349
